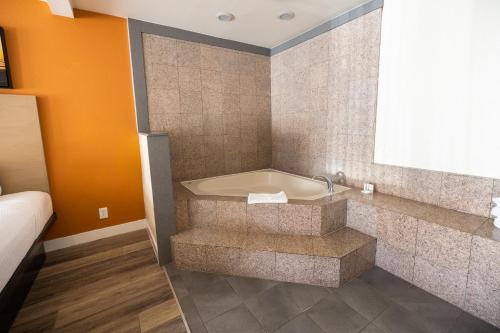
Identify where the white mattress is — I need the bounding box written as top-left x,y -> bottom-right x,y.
0,191 -> 53,292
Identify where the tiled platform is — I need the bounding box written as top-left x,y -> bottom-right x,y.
174,180 -> 500,326
172,227 -> 376,287
166,265 -> 500,333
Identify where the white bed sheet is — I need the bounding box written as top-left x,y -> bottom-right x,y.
0,191 -> 53,291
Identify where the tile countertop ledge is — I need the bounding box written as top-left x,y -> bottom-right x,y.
174,182 -> 497,242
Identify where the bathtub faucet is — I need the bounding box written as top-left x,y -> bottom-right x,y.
312,175 -> 334,193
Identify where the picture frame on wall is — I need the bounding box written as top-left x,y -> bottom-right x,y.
0,27 -> 13,88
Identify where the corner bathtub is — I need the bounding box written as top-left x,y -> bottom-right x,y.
181,169 -> 350,201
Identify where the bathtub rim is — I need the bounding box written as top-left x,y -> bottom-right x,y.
180,168 -> 350,201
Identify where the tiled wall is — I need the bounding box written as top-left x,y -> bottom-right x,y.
143,34 -> 272,181
270,10 -> 498,218
347,200 -> 500,327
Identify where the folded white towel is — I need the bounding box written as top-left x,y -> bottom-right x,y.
247,191 -> 288,204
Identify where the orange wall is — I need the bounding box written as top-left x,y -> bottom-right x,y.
0,0 -> 145,239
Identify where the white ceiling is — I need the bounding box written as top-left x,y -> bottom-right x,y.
70,0 -> 370,48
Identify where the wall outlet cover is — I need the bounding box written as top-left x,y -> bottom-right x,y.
99,207 -> 108,219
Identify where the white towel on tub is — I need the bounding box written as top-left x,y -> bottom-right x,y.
247,191 -> 288,204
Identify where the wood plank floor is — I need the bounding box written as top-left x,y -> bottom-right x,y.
10,230 -> 187,333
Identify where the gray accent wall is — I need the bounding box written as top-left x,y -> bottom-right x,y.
139,132 -> 176,265
146,133 -> 176,264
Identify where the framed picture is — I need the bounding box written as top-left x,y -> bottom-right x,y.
0,27 -> 13,88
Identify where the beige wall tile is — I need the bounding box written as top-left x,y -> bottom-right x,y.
216,201 -> 247,232
175,198 -> 189,232
255,75 -> 271,97
465,235 -> 500,327
239,74 -> 256,96
439,173 -> 494,217
275,234 -> 314,256
347,79 -> 377,136
238,52 -> 257,74
308,33 -> 330,65
255,55 -> 270,77
241,153 -> 258,172
413,257 -> 467,308
206,246 -> 241,274
372,164 -> 403,197
148,88 -> 180,115
375,240 -> 415,282
416,219 -> 472,271
218,48 -> 239,73
173,242 -> 206,271
240,129 -> 258,153
205,156 -> 225,176
176,40 -> 201,67
222,93 -> 240,115
275,253 -> 315,284
143,34 -> 177,66
203,113 -> 224,136
201,69 -> 223,92
356,240 -> 376,273
237,250 -> 275,279
278,204 -> 313,235
312,201 -> 346,236
282,43 -> 309,70
376,208 -> 418,254
181,114 -> 203,136
183,158 -> 206,179
182,135 -> 205,159
179,89 -> 202,114
146,64 -> 179,90
223,114 -> 241,137
339,251 -> 360,285
222,72 -> 240,95
225,152 -> 242,174
239,94 -> 256,115
178,66 -> 201,92
270,53 -> 283,78
247,203 -> 279,233
313,256 -> 340,287
203,135 -> 224,157
189,199 -> 217,229
201,45 -> 222,71
346,135 -> 374,163
347,200 -> 378,237
310,61 -> 329,89
202,90 -> 223,115
401,168 -> 443,206
493,179 -> 500,198
240,115 -> 258,131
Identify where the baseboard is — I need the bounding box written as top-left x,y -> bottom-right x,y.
145,223 -> 159,263
43,219 -> 146,252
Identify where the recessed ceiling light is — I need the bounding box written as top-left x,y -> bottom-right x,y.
278,11 -> 295,21
216,12 -> 235,22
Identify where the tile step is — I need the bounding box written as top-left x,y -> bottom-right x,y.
171,227 -> 376,287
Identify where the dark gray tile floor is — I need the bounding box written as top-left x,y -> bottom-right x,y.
165,265 -> 499,333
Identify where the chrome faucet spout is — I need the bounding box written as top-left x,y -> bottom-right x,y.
312,175 -> 334,193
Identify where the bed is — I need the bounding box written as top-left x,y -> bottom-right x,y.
0,94 -> 56,331
0,192 -> 54,291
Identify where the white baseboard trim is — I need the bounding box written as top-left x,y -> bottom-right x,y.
144,223 -> 159,262
44,219 -> 146,252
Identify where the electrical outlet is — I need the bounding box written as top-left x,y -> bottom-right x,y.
99,207 -> 108,219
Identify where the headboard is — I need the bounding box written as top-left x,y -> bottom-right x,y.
0,94 -> 50,194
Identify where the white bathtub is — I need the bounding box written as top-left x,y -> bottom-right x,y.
181,169 -> 350,200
